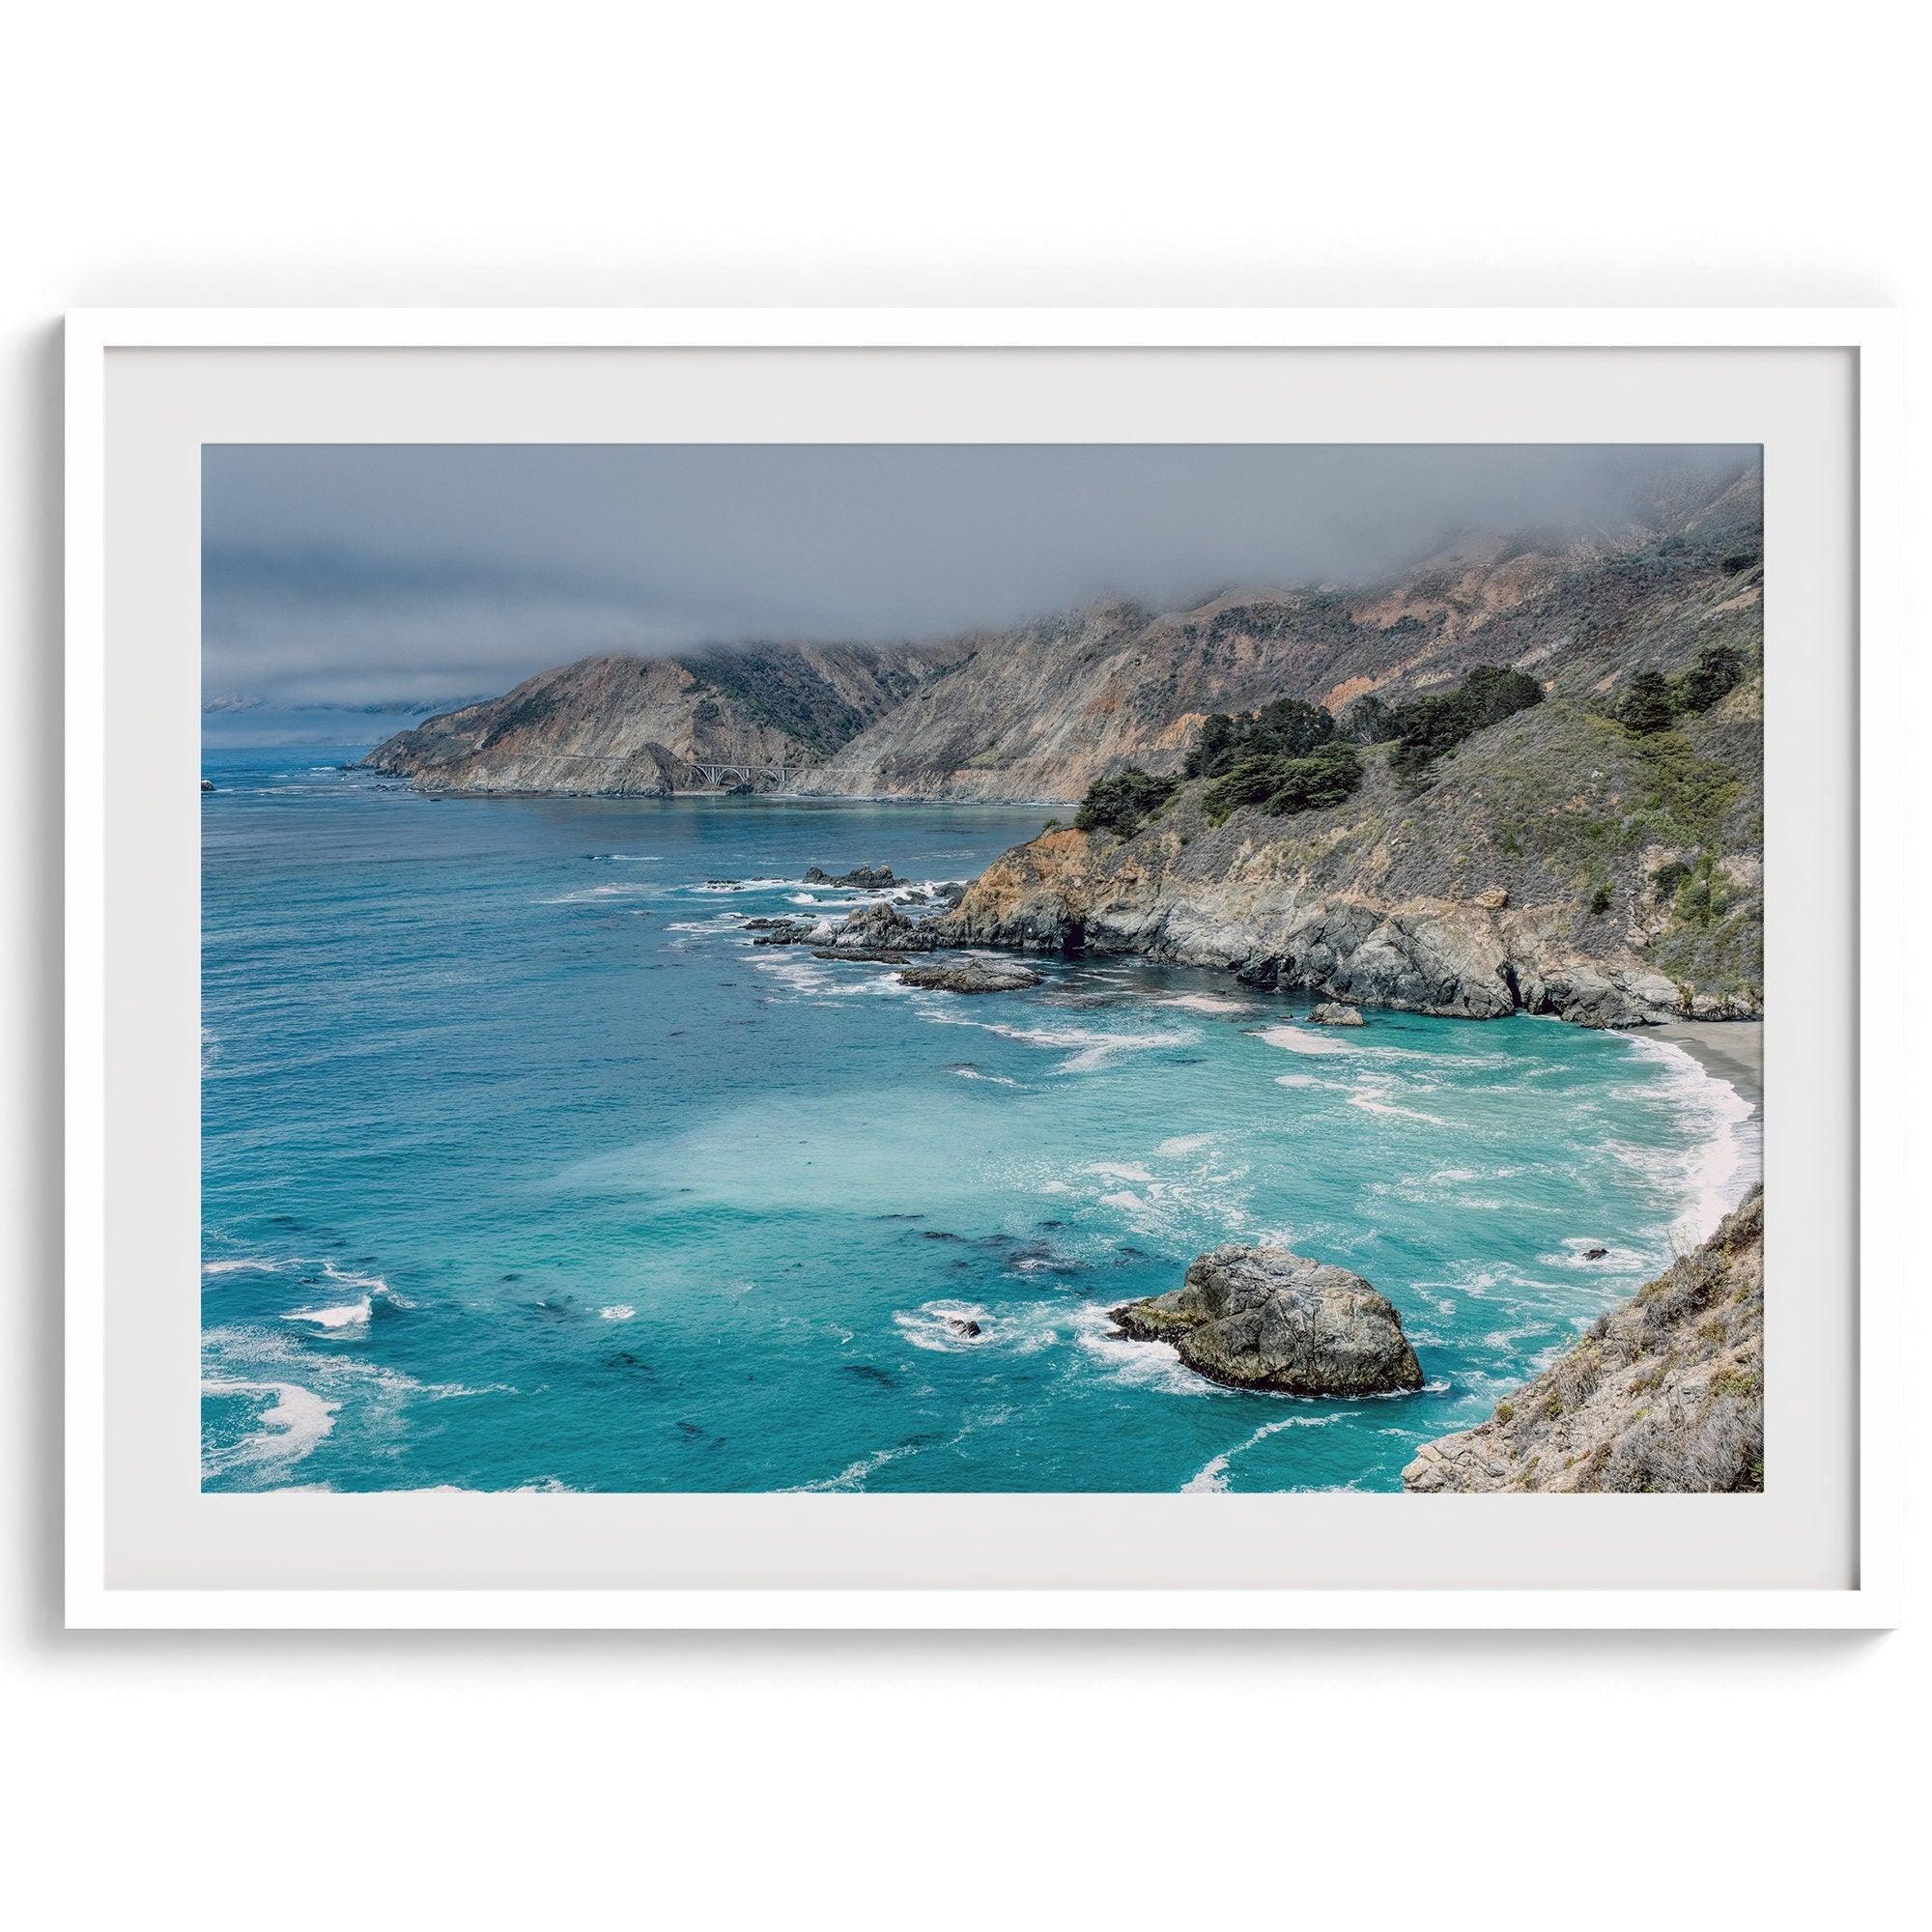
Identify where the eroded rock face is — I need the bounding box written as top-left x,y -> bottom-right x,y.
1111,1246 -> 1425,1397
1309,1002 -> 1364,1026
897,957 -> 1043,994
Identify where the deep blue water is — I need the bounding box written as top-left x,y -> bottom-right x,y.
200,746 -> 1759,1493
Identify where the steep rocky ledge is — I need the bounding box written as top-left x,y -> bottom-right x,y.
932,680 -> 1761,1025
1404,1189 -> 1764,1492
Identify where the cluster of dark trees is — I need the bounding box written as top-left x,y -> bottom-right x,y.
1178,696 -> 1364,821
1074,642 -> 1750,840
1342,665 -> 1546,781
1616,641 -> 1751,735
1073,766 -> 1179,838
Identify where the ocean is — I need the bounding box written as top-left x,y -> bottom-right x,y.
200,746 -> 1761,1493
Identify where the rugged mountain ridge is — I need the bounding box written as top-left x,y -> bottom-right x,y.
1403,1189 -> 1764,1492
365,464 -> 1760,809
363,641 -> 959,795
793,465 -> 1762,802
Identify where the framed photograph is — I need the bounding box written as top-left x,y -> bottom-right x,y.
65,310 -> 1901,1628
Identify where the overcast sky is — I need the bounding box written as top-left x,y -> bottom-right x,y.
203,442 -> 1751,713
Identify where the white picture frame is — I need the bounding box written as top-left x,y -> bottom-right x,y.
65,308 -> 1904,1630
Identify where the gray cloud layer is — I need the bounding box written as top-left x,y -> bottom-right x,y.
204,443 -> 1750,711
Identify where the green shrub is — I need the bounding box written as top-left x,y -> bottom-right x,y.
1185,696 -> 1336,780
1263,744 -> 1363,815
1204,743 -> 1362,823
1338,694 -> 1399,744
1387,666 -> 1544,781
1073,768 -> 1179,838
1589,883 -> 1612,916
1618,670 -> 1675,735
1673,641 -> 1750,715
1669,853 -> 1735,930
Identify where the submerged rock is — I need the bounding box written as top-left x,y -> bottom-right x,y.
897,958 -> 1044,994
1309,1002 -> 1364,1026
200,778 -> 215,793
1111,1246 -> 1424,1397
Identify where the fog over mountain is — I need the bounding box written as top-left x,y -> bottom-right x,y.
204,442 -> 1750,724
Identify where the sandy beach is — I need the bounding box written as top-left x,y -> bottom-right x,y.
1649,1019 -> 1763,1115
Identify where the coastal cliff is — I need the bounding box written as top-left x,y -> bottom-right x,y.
931,661 -> 1762,1025
1403,1189 -> 1764,1492
363,642 -> 957,795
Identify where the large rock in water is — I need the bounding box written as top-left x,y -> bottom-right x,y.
827,900 -> 938,952
1111,1247 -> 1425,1397
897,957 -> 1043,994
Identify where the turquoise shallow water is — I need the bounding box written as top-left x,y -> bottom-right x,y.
200,747 -> 1760,1493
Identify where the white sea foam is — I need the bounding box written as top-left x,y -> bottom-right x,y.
1087,1161 -> 1155,1184
283,1264 -> 411,1331
1070,1303 -> 1216,1397
1183,1413 -> 1339,1492
894,1299 -> 996,1351
665,912 -> 748,934
201,1377 -> 338,1476
202,1257 -> 279,1276
1154,1133 -> 1216,1157
792,1444 -> 912,1492
1157,992 -> 1255,1014
1541,1235 -> 1647,1272
1274,1071 -> 1321,1090
1345,1073 -> 1449,1126
534,882 -> 658,905
1616,1034 -> 1761,1248
893,1299 -> 1058,1356
750,952 -> 838,996
598,1304 -> 637,1321
968,1019 -> 1197,1074
952,1065 -> 1019,1086
689,876 -> 793,895
590,853 -> 659,864
285,1296 -> 373,1330
1254,1022 -> 1350,1057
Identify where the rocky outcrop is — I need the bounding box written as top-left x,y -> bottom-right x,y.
1403,1189 -> 1764,1492
826,900 -> 938,953
1111,1246 -> 1425,1397
897,958 -> 1043,994
1310,1002 -> 1364,1026
804,864 -> 903,888
363,642 -> 957,795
